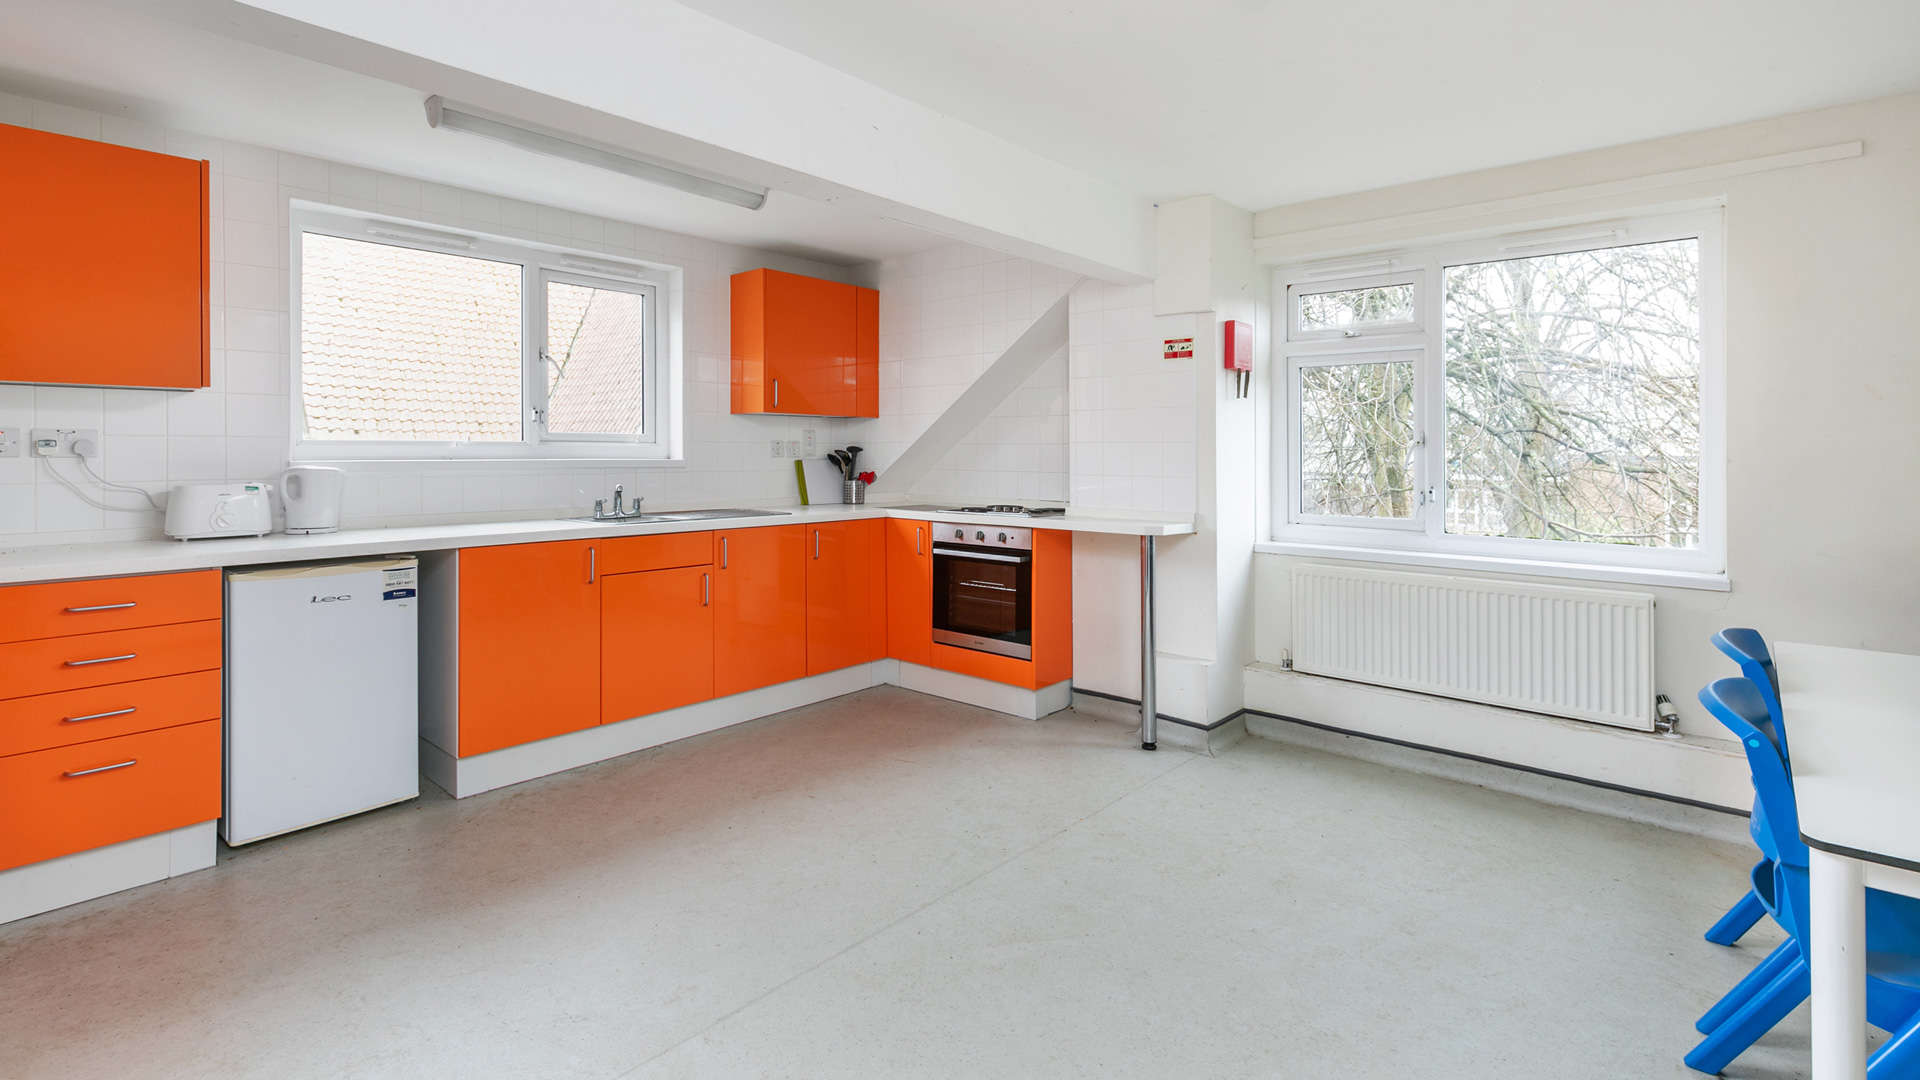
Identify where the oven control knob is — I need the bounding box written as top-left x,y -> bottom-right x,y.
975,530 -> 986,542
997,532 -> 1008,544
953,528 -> 964,540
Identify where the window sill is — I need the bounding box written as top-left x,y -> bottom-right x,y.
1252,540 -> 1730,592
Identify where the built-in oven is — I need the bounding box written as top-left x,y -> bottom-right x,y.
930,521 -> 1033,661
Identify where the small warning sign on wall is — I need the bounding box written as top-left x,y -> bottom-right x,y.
1163,337 -> 1194,360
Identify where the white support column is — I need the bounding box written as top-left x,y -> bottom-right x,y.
1810,847 -> 1868,1079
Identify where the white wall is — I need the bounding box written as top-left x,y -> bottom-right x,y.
0,90 -> 863,545
848,244 -> 1078,501
1066,282 -> 1198,516
1251,92 -> 1920,745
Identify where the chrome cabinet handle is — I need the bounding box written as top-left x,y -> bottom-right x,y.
65,653 -> 136,667
721,536 -> 729,570
773,379 -> 780,409
916,526 -> 924,557
64,759 -> 137,779
65,602 -> 137,613
814,530 -> 820,560
588,546 -> 596,584
64,707 -> 136,724
702,572 -> 711,607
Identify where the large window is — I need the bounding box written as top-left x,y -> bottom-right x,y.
1272,210 -> 1723,581
292,206 -> 672,460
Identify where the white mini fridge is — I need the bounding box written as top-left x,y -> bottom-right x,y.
223,557 -> 420,845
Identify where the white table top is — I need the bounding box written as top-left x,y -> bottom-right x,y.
0,505 -> 1196,586
1777,640 -> 1920,873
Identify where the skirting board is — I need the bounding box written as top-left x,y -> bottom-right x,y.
1243,663 -> 1751,811
0,821 -> 216,925
1070,691 -> 1247,755
423,662 -> 889,799
894,661 -> 1071,720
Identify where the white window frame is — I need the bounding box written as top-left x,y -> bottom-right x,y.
1267,208 -> 1727,586
289,203 -> 679,463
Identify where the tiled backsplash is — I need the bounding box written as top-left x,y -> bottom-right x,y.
1068,281 -> 1198,515
0,90 -> 858,547
845,244 -> 1077,503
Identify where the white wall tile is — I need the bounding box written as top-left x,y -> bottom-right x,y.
167,391 -> 225,436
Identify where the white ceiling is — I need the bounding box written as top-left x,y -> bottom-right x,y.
0,0 -> 948,266
677,0 -> 1920,210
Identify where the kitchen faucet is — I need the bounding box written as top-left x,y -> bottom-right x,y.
590,484 -> 647,521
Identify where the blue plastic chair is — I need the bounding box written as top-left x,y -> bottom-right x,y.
1703,628 -> 1787,947
1686,676 -> 1920,1075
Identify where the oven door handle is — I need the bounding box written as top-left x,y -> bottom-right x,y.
958,580 -> 1020,593
931,546 -> 1030,564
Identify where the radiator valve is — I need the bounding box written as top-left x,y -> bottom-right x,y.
1653,694 -> 1682,739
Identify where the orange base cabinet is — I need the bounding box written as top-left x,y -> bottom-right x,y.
714,525 -> 807,697
806,518 -> 886,675
0,718 -> 221,872
0,122 -> 209,389
731,268 -> 878,418
456,540 -> 601,756
885,518 -> 932,667
602,565 -> 715,723
925,528 -> 1072,690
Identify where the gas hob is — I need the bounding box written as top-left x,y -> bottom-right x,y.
898,504 -> 1066,517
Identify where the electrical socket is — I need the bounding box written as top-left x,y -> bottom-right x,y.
802,428 -> 817,454
785,440 -> 801,459
29,428 -> 99,458
0,426 -> 20,459
770,439 -> 785,459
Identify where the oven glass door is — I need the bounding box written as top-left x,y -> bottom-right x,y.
931,545 -> 1032,660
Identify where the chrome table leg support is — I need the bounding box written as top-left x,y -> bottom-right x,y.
1140,534 -> 1157,751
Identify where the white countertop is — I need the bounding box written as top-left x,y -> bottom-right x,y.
0,505 -> 1195,585
1776,640 -> 1920,872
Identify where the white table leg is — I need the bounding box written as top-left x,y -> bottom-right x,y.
1811,847 -> 1868,1079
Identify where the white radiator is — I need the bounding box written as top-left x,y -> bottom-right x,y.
1289,565 -> 1656,731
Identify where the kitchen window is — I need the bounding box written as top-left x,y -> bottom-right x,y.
1269,209 -> 1725,583
291,205 -> 674,462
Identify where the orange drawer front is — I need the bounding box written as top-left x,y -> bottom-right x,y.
598,531 -> 713,575
0,620 -> 222,700
0,718 -> 221,872
0,570 -> 221,644
0,670 -> 222,758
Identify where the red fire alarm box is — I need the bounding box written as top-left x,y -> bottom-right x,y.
1223,319 -> 1252,397
1223,320 -> 1251,372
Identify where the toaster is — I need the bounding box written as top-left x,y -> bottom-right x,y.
165,482 -> 274,540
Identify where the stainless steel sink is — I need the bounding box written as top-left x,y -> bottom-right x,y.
566,508 -> 791,525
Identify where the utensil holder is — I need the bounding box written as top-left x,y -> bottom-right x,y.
843,480 -> 866,504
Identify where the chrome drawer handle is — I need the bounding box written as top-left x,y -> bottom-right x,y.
65,602 -> 138,613
65,653 -> 137,667
64,707 -> 137,724
63,759 -> 138,779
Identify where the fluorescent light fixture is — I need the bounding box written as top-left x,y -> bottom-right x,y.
366,224 -> 475,250
424,95 -> 767,211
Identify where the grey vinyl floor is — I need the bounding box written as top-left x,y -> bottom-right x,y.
0,686 -> 1810,1078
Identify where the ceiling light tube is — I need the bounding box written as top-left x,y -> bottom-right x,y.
425,96 -> 768,211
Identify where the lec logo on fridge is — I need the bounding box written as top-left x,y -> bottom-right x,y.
310,593 -> 352,604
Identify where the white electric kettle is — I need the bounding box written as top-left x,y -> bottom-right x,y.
279,465 -> 346,534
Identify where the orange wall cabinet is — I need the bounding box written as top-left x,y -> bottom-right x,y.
602,565 -> 715,722
731,269 -> 878,417
713,525 -> 807,697
885,519 -> 932,667
0,123 -> 210,389
456,540 -> 601,756
0,570 -> 222,874
806,519 -> 886,675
